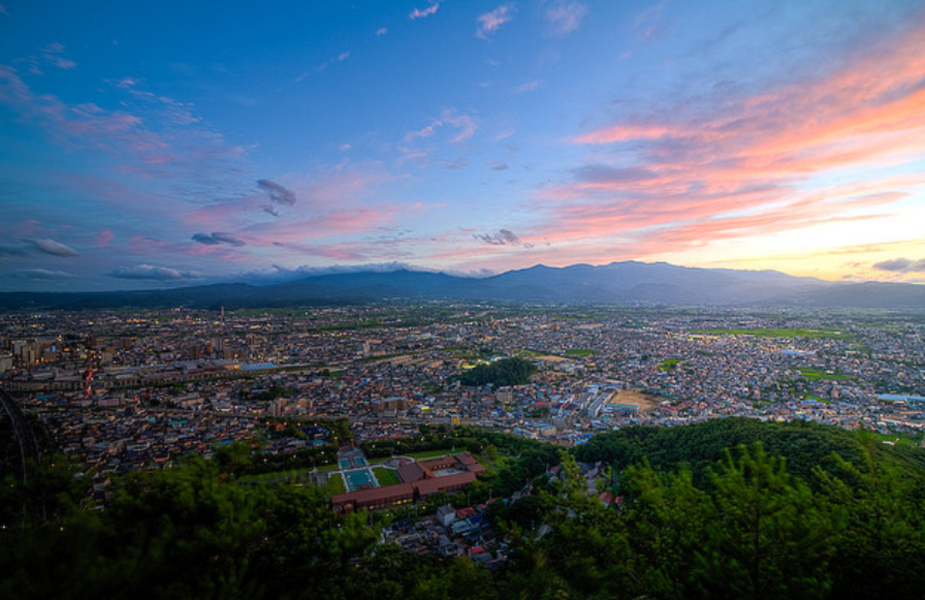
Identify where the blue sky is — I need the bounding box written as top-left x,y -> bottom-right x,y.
2,0 -> 925,291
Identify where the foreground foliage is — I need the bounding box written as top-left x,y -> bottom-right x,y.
2,420 -> 925,599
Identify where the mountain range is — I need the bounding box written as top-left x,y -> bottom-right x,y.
2,261 -> 923,310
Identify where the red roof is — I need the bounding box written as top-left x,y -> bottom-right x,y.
331,482 -> 415,507
413,472 -> 476,497
397,461 -> 425,483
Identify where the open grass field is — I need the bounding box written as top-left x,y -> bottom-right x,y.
797,367 -> 853,381
564,348 -> 597,356
372,466 -> 400,486
327,472 -> 346,495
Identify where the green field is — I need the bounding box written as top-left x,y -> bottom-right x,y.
327,472 -> 346,495
872,431 -> 922,446
797,367 -> 853,381
372,466 -> 400,486
564,348 -> 597,356
698,328 -> 851,339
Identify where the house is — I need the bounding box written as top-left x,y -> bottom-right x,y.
436,504 -> 456,527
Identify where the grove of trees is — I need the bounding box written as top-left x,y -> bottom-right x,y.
3,418 -> 925,599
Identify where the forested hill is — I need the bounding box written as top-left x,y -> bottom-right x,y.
3,418 -> 925,599
574,416 -> 925,486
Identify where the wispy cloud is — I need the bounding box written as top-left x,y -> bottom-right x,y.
14,42 -> 76,74
40,42 -> 76,70
310,51 -> 351,75
109,264 -> 200,280
514,79 -> 543,93
410,3 -> 439,20
26,238 -> 78,257
405,108 -> 477,144
192,232 -> 247,247
477,4 -> 515,40
634,0 -> 668,40
0,65 -> 245,190
376,27 -> 388,36
544,1 -> 587,36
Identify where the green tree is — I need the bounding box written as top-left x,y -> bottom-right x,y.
696,443 -> 838,600
816,433 -> 925,599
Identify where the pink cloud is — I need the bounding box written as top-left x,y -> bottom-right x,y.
410,3 -> 439,20
544,18 -> 925,259
95,230 -> 114,247
476,4 -> 514,39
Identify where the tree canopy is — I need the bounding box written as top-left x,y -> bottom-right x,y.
3,419 -> 925,599
458,356 -> 537,387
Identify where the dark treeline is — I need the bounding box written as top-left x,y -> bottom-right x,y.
2,419 -> 925,599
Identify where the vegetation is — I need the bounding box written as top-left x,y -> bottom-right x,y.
458,356 -> 537,387
372,467 -> 400,486
3,419 -> 925,599
564,348 -> 596,356
797,367 -> 854,381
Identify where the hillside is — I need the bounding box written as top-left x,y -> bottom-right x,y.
3,419 -> 925,599
2,261 -> 925,310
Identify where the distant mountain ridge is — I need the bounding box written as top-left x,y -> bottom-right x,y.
1,261 -> 923,310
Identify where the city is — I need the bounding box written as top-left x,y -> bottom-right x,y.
3,303 -> 923,478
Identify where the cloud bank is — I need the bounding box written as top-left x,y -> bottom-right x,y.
109,264 -> 200,280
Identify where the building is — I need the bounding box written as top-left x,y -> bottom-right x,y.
332,452 -> 486,514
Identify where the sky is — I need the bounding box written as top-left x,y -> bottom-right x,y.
1,0 -> 925,292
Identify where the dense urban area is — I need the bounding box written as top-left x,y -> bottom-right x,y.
3,303 -> 924,472
3,302 -> 925,599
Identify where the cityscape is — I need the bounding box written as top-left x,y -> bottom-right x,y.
4,303 -> 923,479
3,0 -> 925,594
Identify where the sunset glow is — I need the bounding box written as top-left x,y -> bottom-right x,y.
1,0 -> 924,290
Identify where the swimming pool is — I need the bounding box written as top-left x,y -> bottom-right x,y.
345,469 -> 377,492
